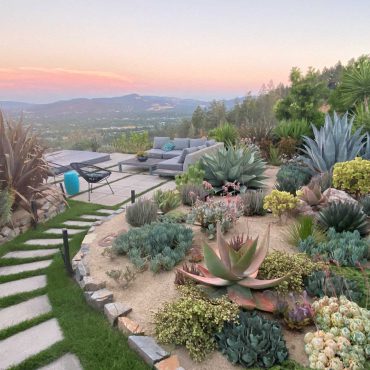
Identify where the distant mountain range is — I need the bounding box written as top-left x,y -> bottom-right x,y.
0,93 -> 242,126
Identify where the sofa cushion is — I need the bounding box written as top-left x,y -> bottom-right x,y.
147,148 -> 164,159
157,157 -> 183,172
178,146 -> 199,164
162,142 -> 175,152
189,138 -> 206,147
197,144 -> 207,150
153,137 -> 170,149
206,139 -> 216,147
162,150 -> 183,159
173,138 -> 190,150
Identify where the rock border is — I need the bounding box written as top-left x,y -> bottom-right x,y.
72,207 -> 185,370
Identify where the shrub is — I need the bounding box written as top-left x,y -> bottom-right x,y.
180,184 -> 208,206
333,157 -> 370,197
268,145 -> 282,166
216,311 -> 288,368
275,162 -> 312,195
153,189 -> 180,213
158,209 -> 187,223
175,162 -> 204,188
125,198 -> 158,227
298,228 -> 369,267
277,137 -> 298,158
304,270 -> 362,303
258,251 -> 320,293
208,122 -> 239,147
154,285 -> 239,362
240,189 -> 265,216
317,201 -> 368,236
0,188 -> 14,227
113,130 -> 151,153
113,222 -> 193,272
285,215 -> 326,247
263,190 -> 298,221
201,146 -> 266,193
274,119 -> 311,141
359,195 -> 370,216
187,197 -> 242,238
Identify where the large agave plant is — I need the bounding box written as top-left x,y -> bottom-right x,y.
0,112 -> 49,214
178,223 -> 287,312
361,132 -> 370,160
301,112 -> 365,173
200,146 -> 266,193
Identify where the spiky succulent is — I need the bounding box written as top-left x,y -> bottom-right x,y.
297,180 -> 327,209
153,189 -> 181,213
216,310 -> 288,368
200,146 -> 267,193
317,201 -> 368,236
178,223 -> 288,312
301,112 -> 365,173
361,132 -> 370,160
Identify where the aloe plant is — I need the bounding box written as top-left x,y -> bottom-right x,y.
178,223 -> 288,312
297,179 -> 327,209
301,112 -> 365,173
200,146 -> 266,193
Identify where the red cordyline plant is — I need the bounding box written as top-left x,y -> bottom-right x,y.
0,111 -> 49,216
178,223 -> 288,312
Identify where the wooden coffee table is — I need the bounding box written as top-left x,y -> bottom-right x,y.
118,157 -> 163,175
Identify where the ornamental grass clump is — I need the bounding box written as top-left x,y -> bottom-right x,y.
333,157 -> 370,197
125,198 -> 158,227
216,310 -> 288,368
113,222 -> 193,272
240,189 -> 266,216
359,195 -> 370,216
180,183 -> 208,206
258,251 -> 320,293
154,285 -> 239,362
263,190 -> 298,223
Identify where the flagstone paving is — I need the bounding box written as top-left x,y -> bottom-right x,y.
0,295 -> 52,331
0,260 -> 53,276
24,239 -> 66,246
3,249 -> 59,259
44,228 -> 84,235
38,353 -> 83,370
96,209 -> 115,215
0,275 -> 47,299
0,318 -> 64,369
63,220 -> 94,227
79,215 -> 106,221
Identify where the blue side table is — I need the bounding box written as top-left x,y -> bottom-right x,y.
64,170 -> 80,196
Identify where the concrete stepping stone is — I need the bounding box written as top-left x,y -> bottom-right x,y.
63,220 -> 93,227
38,353 -> 83,370
3,249 -> 59,259
0,318 -> 64,369
44,228 -> 84,236
0,275 -> 47,299
80,215 -> 106,221
0,260 -> 52,276
25,239 -> 65,246
0,295 -> 51,331
96,209 -> 115,215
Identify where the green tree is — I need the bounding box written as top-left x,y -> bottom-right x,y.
191,106 -> 206,135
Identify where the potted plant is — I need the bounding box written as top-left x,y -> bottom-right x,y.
136,150 -> 148,162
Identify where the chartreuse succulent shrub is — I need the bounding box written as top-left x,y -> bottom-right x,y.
263,190 -> 298,221
359,195 -> 370,216
333,157 -> 370,197
200,146 -> 266,193
125,198 -> 158,227
304,296 -> 370,370
180,183 -> 208,206
258,251 -> 320,293
154,285 -> 239,362
285,215 -> 326,247
301,112 -> 366,173
298,228 -> 369,267
175,162 -> 204,188
113,222 -> 193,272
153,189 -> 180,213
216,310 -> 288,368
240,189 -> 266,216
304,270 -> 362,304
178,224 -> 288,312
317,201 -> 369,236
275,162 -> 312,195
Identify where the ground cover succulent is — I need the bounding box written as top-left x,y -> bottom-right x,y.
153,189 -> 181,213
125,198 -> 158,227
178,223 -> 288,312
200,146 -> 266,193
216,310 -> 288,368
317,201 -> 368,236
113,222 -> 193,272
154,285 -> 239,362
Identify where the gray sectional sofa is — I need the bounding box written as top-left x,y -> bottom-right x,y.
147,137 -> 223,176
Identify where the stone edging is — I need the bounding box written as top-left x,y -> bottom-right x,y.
72,209 -> 185,370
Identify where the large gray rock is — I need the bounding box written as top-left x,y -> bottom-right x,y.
128,336 -> 169,366
0,275 -> 47,298
79,276 -> 106,291
104,302 -> 132,325
75,261 -> 90,281
85,288 -> 113,311
323,188 -> 357,205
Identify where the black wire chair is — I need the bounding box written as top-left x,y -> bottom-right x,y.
47,161 -> 71,182
70,162 -> 114,201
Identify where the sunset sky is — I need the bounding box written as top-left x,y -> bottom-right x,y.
1,0 -> 370,103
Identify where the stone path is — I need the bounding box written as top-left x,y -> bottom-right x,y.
24,239 -> 66,246
0,260 -> 53,276
3,249 -> 59,259
0,275 -> 47,299
44,228 -> 84,235
63,220 -> 94,227
38,353 -> 83,370
80,215 -> 106,221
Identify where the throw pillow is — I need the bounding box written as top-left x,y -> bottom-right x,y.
162,142 -> 175,152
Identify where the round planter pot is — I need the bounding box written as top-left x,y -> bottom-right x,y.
137,156 -> 148,162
